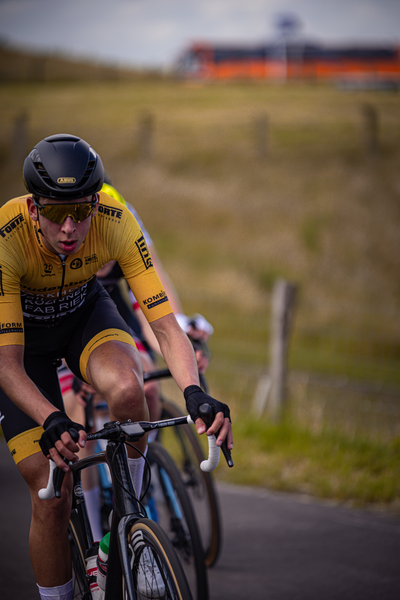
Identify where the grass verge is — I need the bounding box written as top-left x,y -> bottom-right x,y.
215,414 -> 400,515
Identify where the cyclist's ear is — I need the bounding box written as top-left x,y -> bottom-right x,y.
26,197 -> 38,221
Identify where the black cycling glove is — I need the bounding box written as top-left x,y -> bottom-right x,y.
184,385 -> 231,425
39,411 -> 84,457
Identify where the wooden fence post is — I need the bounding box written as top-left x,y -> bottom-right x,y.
253,279 -> 297,419
269,279 -> 297,421
253,114 -> 268,159
361,103 -> 379,156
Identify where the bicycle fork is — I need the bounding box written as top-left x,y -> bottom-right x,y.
103,440 -> 145,600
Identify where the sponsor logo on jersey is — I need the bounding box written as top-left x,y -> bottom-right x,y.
22,277 -> 92,293
85,254 -> 98,265
70,258 -> 83,270
0,321 -> 23,334
143,291 -> 168,310
21,282 -> 89,320
136,235 -> 153,269
0,213 -> 24,238
57,177 -> 76,184
41,263 -> 55,277
98,204 -> 123,220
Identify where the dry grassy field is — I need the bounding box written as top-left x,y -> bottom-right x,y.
1,49 -> 400,508
1,74 -> 399,372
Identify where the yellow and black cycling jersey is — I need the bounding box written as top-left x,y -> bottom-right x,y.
0,191 -> 172,347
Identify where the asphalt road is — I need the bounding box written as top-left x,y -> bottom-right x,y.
1,440 -> 399,600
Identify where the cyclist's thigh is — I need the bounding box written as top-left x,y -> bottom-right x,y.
64,288 -> 137,383
0,354 -> 63,465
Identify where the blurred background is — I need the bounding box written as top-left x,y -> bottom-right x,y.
0,0 -> 399,512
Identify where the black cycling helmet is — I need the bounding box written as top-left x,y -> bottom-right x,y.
23,134 -> 104,200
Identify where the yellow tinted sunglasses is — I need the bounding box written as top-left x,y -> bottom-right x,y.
33,198 -> 97,224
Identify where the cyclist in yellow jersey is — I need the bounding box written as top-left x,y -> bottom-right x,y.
59,178 -> 215,543
0,134 -> 232,600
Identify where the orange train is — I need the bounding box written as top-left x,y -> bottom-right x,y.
176,41 -> 400,83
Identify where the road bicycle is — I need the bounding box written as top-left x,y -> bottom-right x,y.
143,441 -> 209,600
89,365 -> 226,573
84,388 -> 210,600
39,405 -> 230,600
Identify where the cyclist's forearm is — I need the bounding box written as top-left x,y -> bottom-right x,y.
150,313 -> 200,391
135,307 -> 162,354
0,345 -> 57,426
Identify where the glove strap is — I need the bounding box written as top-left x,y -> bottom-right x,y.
43,410 -> 66,430
184,385 -> 202,401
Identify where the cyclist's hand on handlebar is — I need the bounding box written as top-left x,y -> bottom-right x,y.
184,385 -> 233,450
39,411 -> 86,470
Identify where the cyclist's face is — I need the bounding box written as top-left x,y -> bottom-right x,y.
27,194 -> 99,255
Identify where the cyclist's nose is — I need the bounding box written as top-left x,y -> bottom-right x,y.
61,215 -> 76,232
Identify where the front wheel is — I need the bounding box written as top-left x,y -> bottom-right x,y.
68,509 -> 91,600
125,518 -> 193,600
144,441 -> 208,600
159,398 -> 222,568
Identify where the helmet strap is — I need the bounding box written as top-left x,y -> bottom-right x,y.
32,194 -> 44,236
36,209 -> 44,236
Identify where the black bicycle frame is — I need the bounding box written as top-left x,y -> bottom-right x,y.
70,437 -> 145,599
67,414 -> 214,599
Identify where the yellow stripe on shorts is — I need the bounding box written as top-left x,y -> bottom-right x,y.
79,328 -> 137,381
8,426 -> 44,464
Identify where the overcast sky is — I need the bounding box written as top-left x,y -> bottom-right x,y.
0,0 -> 399,69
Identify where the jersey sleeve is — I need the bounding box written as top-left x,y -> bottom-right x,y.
97,196 -> 173,323
121,231 -> 173,323
0,239 -> 25,346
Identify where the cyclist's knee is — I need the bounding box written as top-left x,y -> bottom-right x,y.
107,368 -> 144,403
97,369 -> 147,424
87,340 -> 144,405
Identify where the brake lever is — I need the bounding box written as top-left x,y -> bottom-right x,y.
39,427 -> 80,499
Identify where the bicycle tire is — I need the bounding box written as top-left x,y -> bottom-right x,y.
68,509 -> 91,600
124,518 -> 193,600
159,398 -> 222,568
144,442 -> 208,600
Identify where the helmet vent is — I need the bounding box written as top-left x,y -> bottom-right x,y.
33,160 -> 97,189
34,162 -> 53,186
79,159 -> 97,187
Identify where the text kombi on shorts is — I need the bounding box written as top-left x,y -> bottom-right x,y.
0,286 -> 136,464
